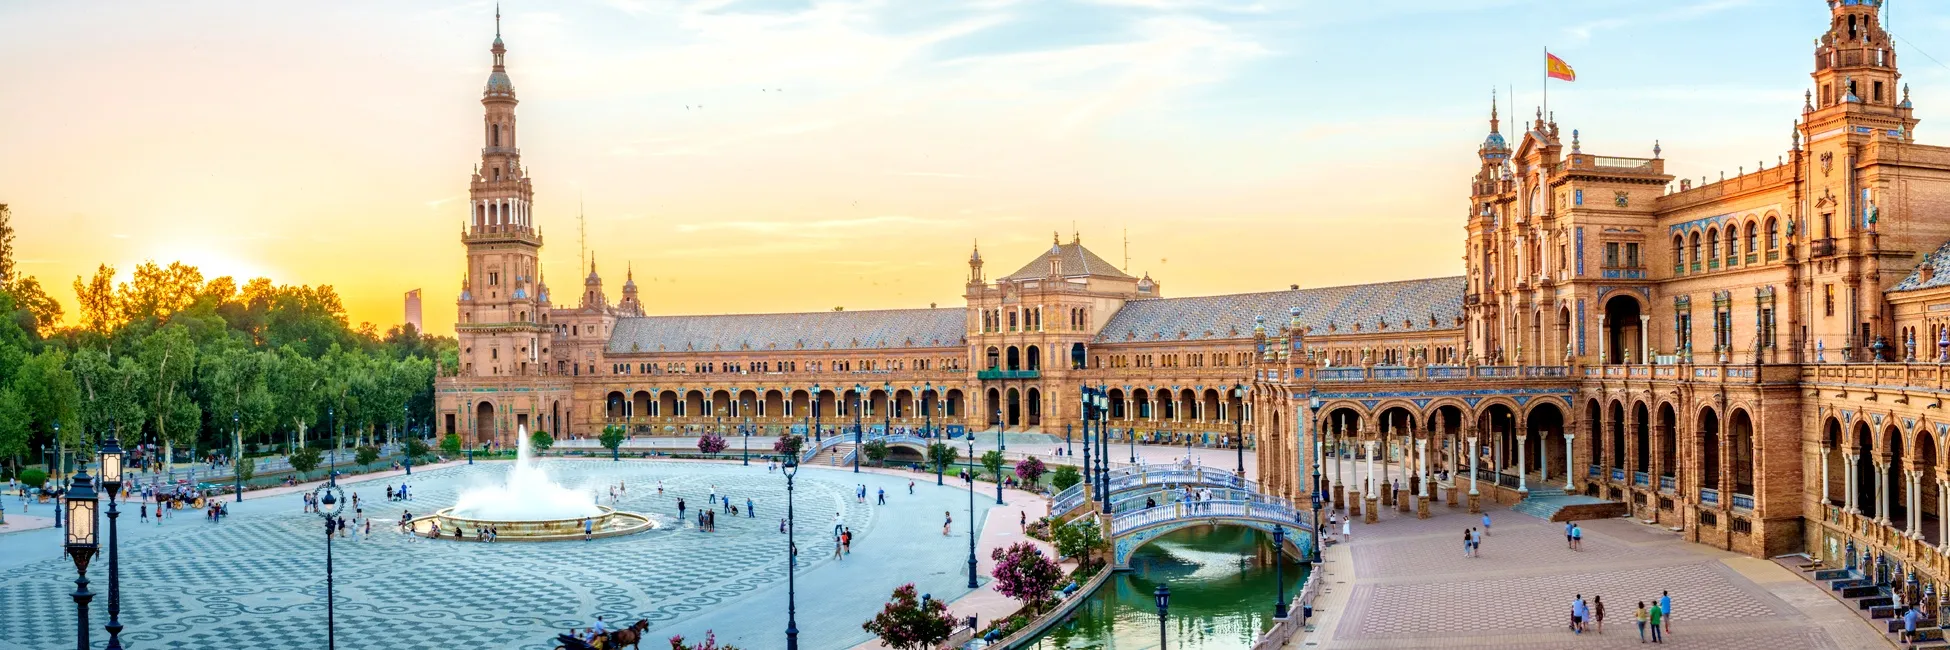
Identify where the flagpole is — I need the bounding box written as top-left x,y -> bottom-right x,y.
1543,46 -> 1548,127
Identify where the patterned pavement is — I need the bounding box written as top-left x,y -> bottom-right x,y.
0,460 -> 997,650
1302,499 -> 1889,649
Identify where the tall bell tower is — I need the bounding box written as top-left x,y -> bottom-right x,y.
457,7 -> 550,378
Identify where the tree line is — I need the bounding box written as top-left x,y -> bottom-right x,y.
0,207 -> 454,480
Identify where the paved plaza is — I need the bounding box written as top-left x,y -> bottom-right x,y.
0,459 -> 1001,650
1301,492 -> 1891,649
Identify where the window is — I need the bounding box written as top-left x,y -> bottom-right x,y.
1707,229 -> 1720,265
1744,223 -> 1758,257
1672,236 -> 1685,273
1605,243 -> 1619,268
1874,81 -> 1884,103
1625,243 -> 1640,268
1824,284 -> 1836,316
1766,218 -> 1780,251
1574,189 -> 1584,206
1690,233 -> 1702,270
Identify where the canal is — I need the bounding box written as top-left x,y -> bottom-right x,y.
1019,525 -> 1308,649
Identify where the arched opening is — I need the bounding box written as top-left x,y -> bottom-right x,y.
986,347 -> 1000,370
1603,295 -> 1644,364
1729,409 -> 1755,496
1658,403 -> 1677,485
631,391 -> 651,419
1854,421 -> 1877,517
1005,388 -> 1022,427
1885,425 -> 1906,529
894,389 -> 913,419
1916,430 -> 1940,544
868,388 -> 888,421
1633,401 -> 1650,477
1006,346 -> 1022,371
475,401 -> 495,444
1071,343 -> 1087,370
766,389 -> 785,419
1585,398 -> 1603,470
1823,418 -> 1844,507
551,400 -> 561,437
1479,404 -> 1518,486
945,389 -> 964,417
1202,389 -> 1220,422
1026,388 -> 1042,427
1526,403 -> 1564,482
738,389 -> 759,419
1609,400 -> 1627,472
712,390 -> 733,419
606,391 -> 627,419
1698,407 -> 1721,491
1025,345 -> 1041,371
1109,389 -> 1128,419
1134,389 -> 1151,420
987,388 -> 1003,426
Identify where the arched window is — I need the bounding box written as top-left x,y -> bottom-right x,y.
1689,232 -> 1702,270
493,124 -> 501,147
1744,222 -> 1758,259
1671,235 -> 1684,273
1766,217 -> 1780,253
1724,226 -> 1736,261
1707,228 -> 1720,264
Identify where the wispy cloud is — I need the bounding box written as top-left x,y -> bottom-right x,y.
673,215 -> 949,234
1566,0 -> 1752,42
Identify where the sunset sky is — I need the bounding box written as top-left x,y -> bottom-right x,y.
4,0 -> 1947,337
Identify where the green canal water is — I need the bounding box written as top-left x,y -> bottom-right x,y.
1019,526 -> 1309,650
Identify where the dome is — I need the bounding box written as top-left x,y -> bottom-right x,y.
1482,131 -> 1508,151
485,70 -> 515,95
623,277 -> 637,290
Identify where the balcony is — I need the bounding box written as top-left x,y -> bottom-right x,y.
1700,487 -> 1719,505
976,369 -> 1040,380
1811,238 -> 1837,257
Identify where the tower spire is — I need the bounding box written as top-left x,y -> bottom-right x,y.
495,3 -> 501,38
1489,88 -> 1500,134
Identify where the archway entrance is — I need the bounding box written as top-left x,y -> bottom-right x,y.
475,401 -> 495,445
1603,295 -> 1644,363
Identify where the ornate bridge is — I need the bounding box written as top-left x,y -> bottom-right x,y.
1108,495 -> 1314,568
1051,465 -> 1261,514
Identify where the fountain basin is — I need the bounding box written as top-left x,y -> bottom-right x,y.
415,505 -> 656,542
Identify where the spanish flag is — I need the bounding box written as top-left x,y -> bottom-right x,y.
1547,53 -> 1576,81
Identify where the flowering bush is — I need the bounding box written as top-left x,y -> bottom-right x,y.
668,631 -> 740,650
861,583 -> 956,650
772,434 -> 805,457
990,542 -> 1063,613
697,433 -> 728,455
1014,456 -> 1047,486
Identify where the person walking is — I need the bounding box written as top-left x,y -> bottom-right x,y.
1571,594 -> 1588,634
1565,521 -> 1575,549
1481,512 -> 1492,536
1462,528 -> 1473,557
1647,600 -> 1663,643
677,498 -> 686,521
908,480 -> 915,495
877,488 -> 886,505
943,511 -> 952,536
1572,523 -> 1584,550
1635,602 -> 1649,642
1658,591 -> 1672,636
747,497 -> 755,518
842,527 -> 852,555
583,517 -> 593,541
140,503 -> 148,523
1593,595 -> 1605,633
1342,517 -> 1352,541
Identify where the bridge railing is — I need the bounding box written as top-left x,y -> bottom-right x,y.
1110,498 -> 1307,537
1051,465 -> 1259,514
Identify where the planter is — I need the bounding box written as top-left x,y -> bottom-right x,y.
985,564 -> 1114,648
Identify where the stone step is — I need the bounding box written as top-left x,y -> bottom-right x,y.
1858,595 -> 1895,609
1886,619 -> 1940,634
1813,569 -> 1853,581
1509,494 -> 1629,522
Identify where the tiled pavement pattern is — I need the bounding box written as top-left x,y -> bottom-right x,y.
0,460 -> 995,650
1303,499 -> 1889,649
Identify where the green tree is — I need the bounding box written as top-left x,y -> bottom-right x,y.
1050,464 -> 1082,491
288,446 -> 322,480
980,450 -> 1005,483
13,348 -> 80,473
0,388 -> 28,480
863,439 -> 890,466
235,456 -> 255,484
404,437 -> 429,460
270,346 -> 323,451
137,325 -> 200,465
439,433 -> 462,457
1052,517 -> 1107,567
861,583 -> 955,650
355,445 -> 379,470
599,424 -> 627,461
926,442 -> 958,475
529,428 -> 554,454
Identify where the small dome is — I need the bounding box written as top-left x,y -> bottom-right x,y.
1483,131 -> 1508,150
624,277 -> 637,290
485,70 -> 514,95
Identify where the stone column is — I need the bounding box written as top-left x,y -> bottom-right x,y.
1416,437 -> 1431,519
1564,433 -> 1576,490
1598,314 -> 1608,364
1380,425 -> 1395,507
1467,434 -> 1482,513
1517,435 -> 1530,493
1640,314 -> 1651,364
1364,440 -> 1380,524
1909,470 -> 1924,537
1332,427 -> 1345,511
1939,476 -> 1949,554
1875,462 -> 1889,525
1843,454 -> 1858,513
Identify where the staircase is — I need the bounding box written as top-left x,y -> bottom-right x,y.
1511,488 -> 1629,522
808,443 -> 854,467
1783,559 -> 1950,649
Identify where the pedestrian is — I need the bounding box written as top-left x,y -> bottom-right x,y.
1481,512 -> 1491,536
747,497 -> 755,518
677,498 -> 686,520
1593,595 -> 1605,633
1341,517 -> 1351,541
1573,523 -> 1584,550
1658,590 -> 1672,635
908,480 -> 915,495
1903,604 -> 1922,645
842,527 -> 852,554
1020,511 -> 1027,529
584,517 -> 593,541
833,512 -> 845,537
1647,600 -> 1663,643
140,503 -> 148,523
943,511 -> 952,536
1571,594 -> 1587,634
1635,601 -> 1648,642
877,488 -> 885,505
779,517 -> 787,533
1462,528 -> 1472,557
1565,521 -> 1575,549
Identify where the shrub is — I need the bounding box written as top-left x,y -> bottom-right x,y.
1053,517 -> 1107,567
1024,516 -> 1052,541
405,438 -> 430,460
863,440 -> 890,465
980,450 -> 1004,481
235,457 -> 255,483
861,583 -> 956,650
355,446 -> 379,470
288,447 -> 322,479
1050,465 -> 1081,491
1014,456 -> 1047,486
18,468 -> 46,490
990,542 -> 1063,614
439,433 -> 462,457
668,631 -> 740,650
697,433 -> 727,455
529,429 -> 555,453
772,434 -> 805,458
926,443 -> 958,474
599,425 -> 628,459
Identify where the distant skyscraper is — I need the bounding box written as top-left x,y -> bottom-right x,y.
404,289 -> 423,333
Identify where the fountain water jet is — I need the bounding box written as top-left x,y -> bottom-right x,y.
421,425 -> 653,541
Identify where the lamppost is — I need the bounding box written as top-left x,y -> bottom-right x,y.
852,384 -> 864,473
64,469 -> 98,650
402,405 -> 413,476
926,383 -> 943,486
783,448 -> 802,650
327,406 -> 337,478
1080,386 -> 1093,492
742,400 -> 752,467
1154,582 -> 1171,650
810,384 -> 823,459
993,408 -> 1005,505
964,429 -> 979,589
1272,525 -> 1289,619
1095,388 -> 1111,515
1309,396 -> 1325,565
1233,384 -> 1247,476
313,473 -> 345,650
882,382 -> 892,441
232,411 -> 244,502
51,424 -> 63,530
98,438 -> 126,649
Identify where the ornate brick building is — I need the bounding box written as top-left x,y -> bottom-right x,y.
439,1 -> 1950,574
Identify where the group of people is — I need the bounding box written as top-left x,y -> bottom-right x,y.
385,483 -> 412,501
1570,591 -> 1672,643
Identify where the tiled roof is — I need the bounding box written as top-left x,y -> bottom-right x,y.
1894,239 -> 1950,292
1000,242 -> 1136,281
607,308 -> 966,354
1092,276 -> 1465,343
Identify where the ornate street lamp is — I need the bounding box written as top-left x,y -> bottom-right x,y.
1309,395 -> 1325,565
98,438 -> 127,650
852,384 -> 864,473
1154,582 -> 1171,649
1272,525 -> 1289,619
810,384 -> 823,452
313,474 -> 345,650
403,405 -> 413,476
51,423 -> 63,530
232,411 -> 244,502
993,408 -> 1005,505
882,382 -> 892,443
65,470 -> 99,650
742,400 -> 752,467
965,429 -> 979,589
782,449 -> 802,649
1095,389 -> 1112,515
1080,386 -> 1094,491
1233,384 -> 1247,476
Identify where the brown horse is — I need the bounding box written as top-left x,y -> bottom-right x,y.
605,619 -> 650,650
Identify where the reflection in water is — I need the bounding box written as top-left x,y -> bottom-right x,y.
1021,526 -> 1308,649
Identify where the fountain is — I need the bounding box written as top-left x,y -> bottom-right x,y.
419,426 -> 653,541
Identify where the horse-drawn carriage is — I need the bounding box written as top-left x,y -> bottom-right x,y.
552,619 -> 648,650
